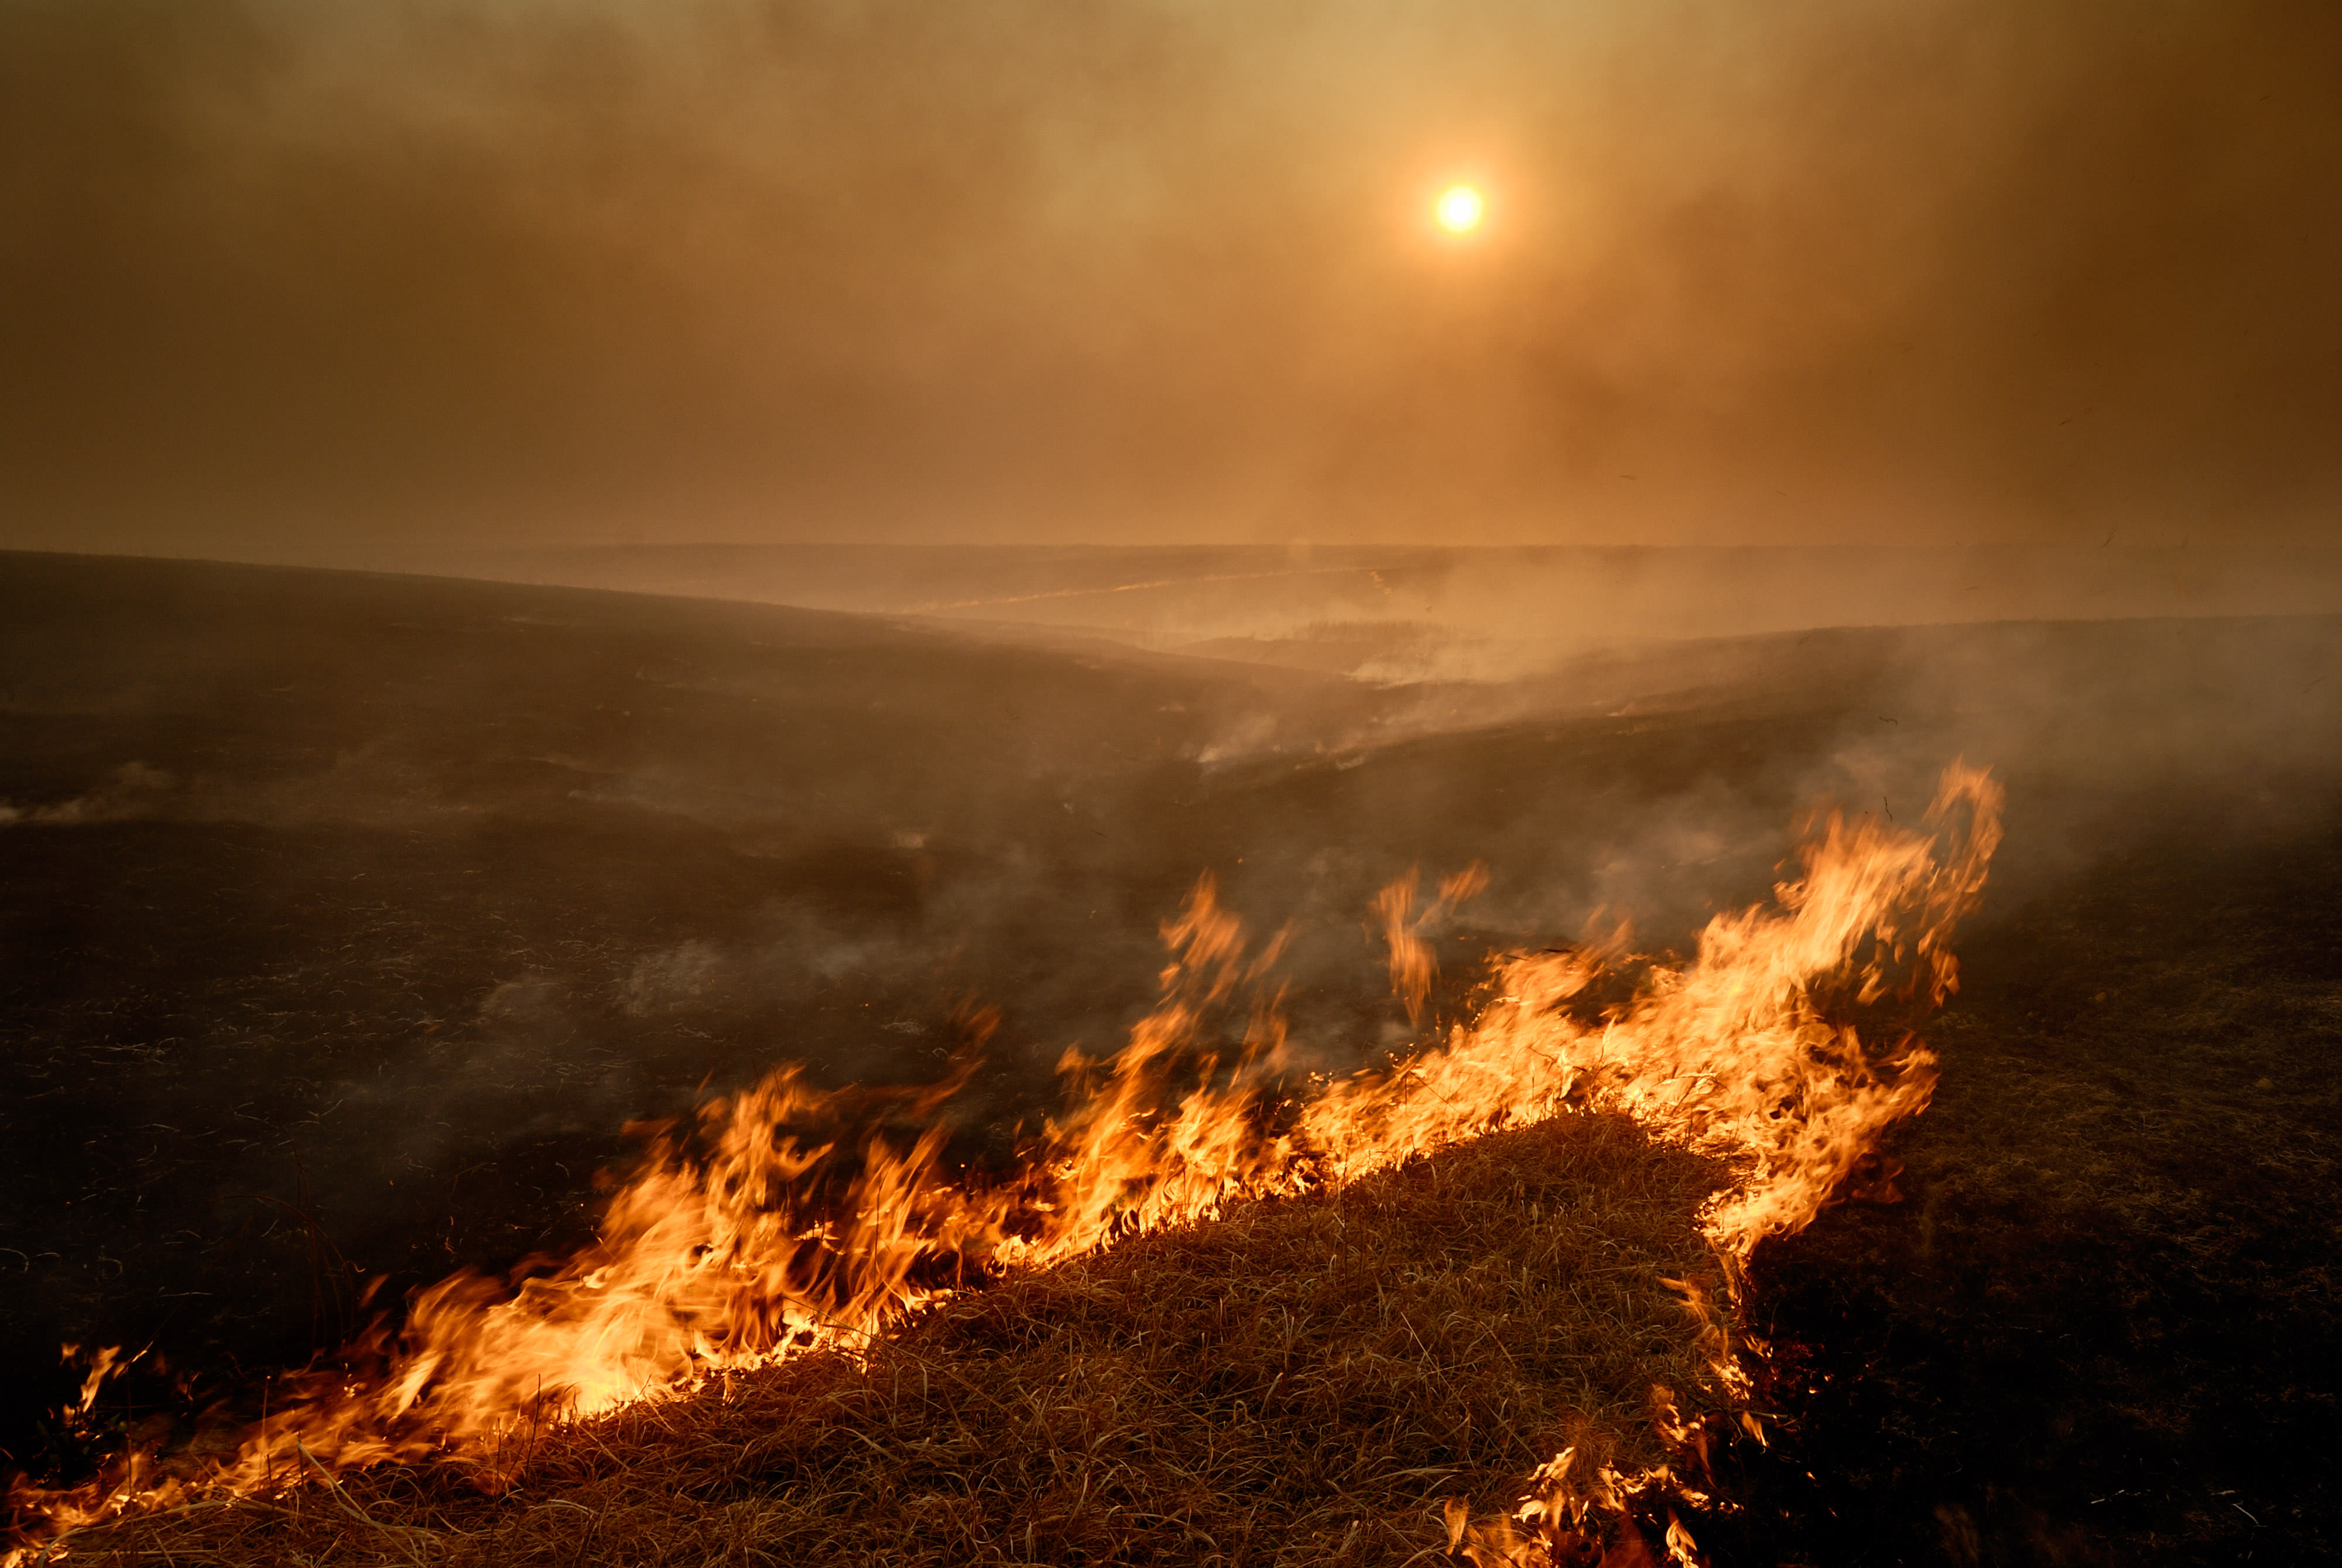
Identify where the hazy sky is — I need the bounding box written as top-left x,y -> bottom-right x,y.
4,0 -> 2338,557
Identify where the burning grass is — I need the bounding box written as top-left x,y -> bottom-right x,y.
8,763 -> 2004,1565
46,1114 -> 1728,1566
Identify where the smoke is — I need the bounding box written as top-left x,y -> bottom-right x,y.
3,0 -> 2338,556
8,549 -> 2334,1407
0,761 -> 176,826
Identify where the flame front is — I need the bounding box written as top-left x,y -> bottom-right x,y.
8,763 -> 2002,1562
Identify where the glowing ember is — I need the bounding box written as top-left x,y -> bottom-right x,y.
6,762 -> 2001,1564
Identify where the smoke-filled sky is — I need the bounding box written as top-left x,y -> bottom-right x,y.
4,0 -> 2338,557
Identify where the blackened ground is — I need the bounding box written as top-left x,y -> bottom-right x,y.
1717,799 -> 2342,1566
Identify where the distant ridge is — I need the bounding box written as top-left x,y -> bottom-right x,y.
409,542 -> 2342,655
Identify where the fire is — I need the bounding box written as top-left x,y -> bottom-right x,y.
7,762 -> 2002,1564
1372,858 -> 1490,1023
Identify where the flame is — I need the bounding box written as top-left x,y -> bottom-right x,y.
61,1347 -> 122,1425
7,762 -> 2002,1563
1372,858 -> 1490,1023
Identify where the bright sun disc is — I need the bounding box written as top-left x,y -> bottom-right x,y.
1436,185 -> 1484,233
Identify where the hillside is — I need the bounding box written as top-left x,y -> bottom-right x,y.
5,552 -> 2341,1563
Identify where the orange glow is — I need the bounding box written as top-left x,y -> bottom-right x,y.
8,762 -> 2004,1564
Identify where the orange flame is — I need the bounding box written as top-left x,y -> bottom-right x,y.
6,762 -> 2002,1563
1372,859 -> 1490,1024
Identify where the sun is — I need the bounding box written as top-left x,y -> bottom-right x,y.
1435,184 -> 1484,234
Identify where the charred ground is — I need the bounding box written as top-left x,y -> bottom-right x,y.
4,550 -> 2340,1564
1722,806 -> 2342,1564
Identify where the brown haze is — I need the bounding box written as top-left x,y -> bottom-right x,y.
2,0 -> 2338,558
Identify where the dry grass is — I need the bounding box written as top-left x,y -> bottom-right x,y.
53,1111 -> 1731,1567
